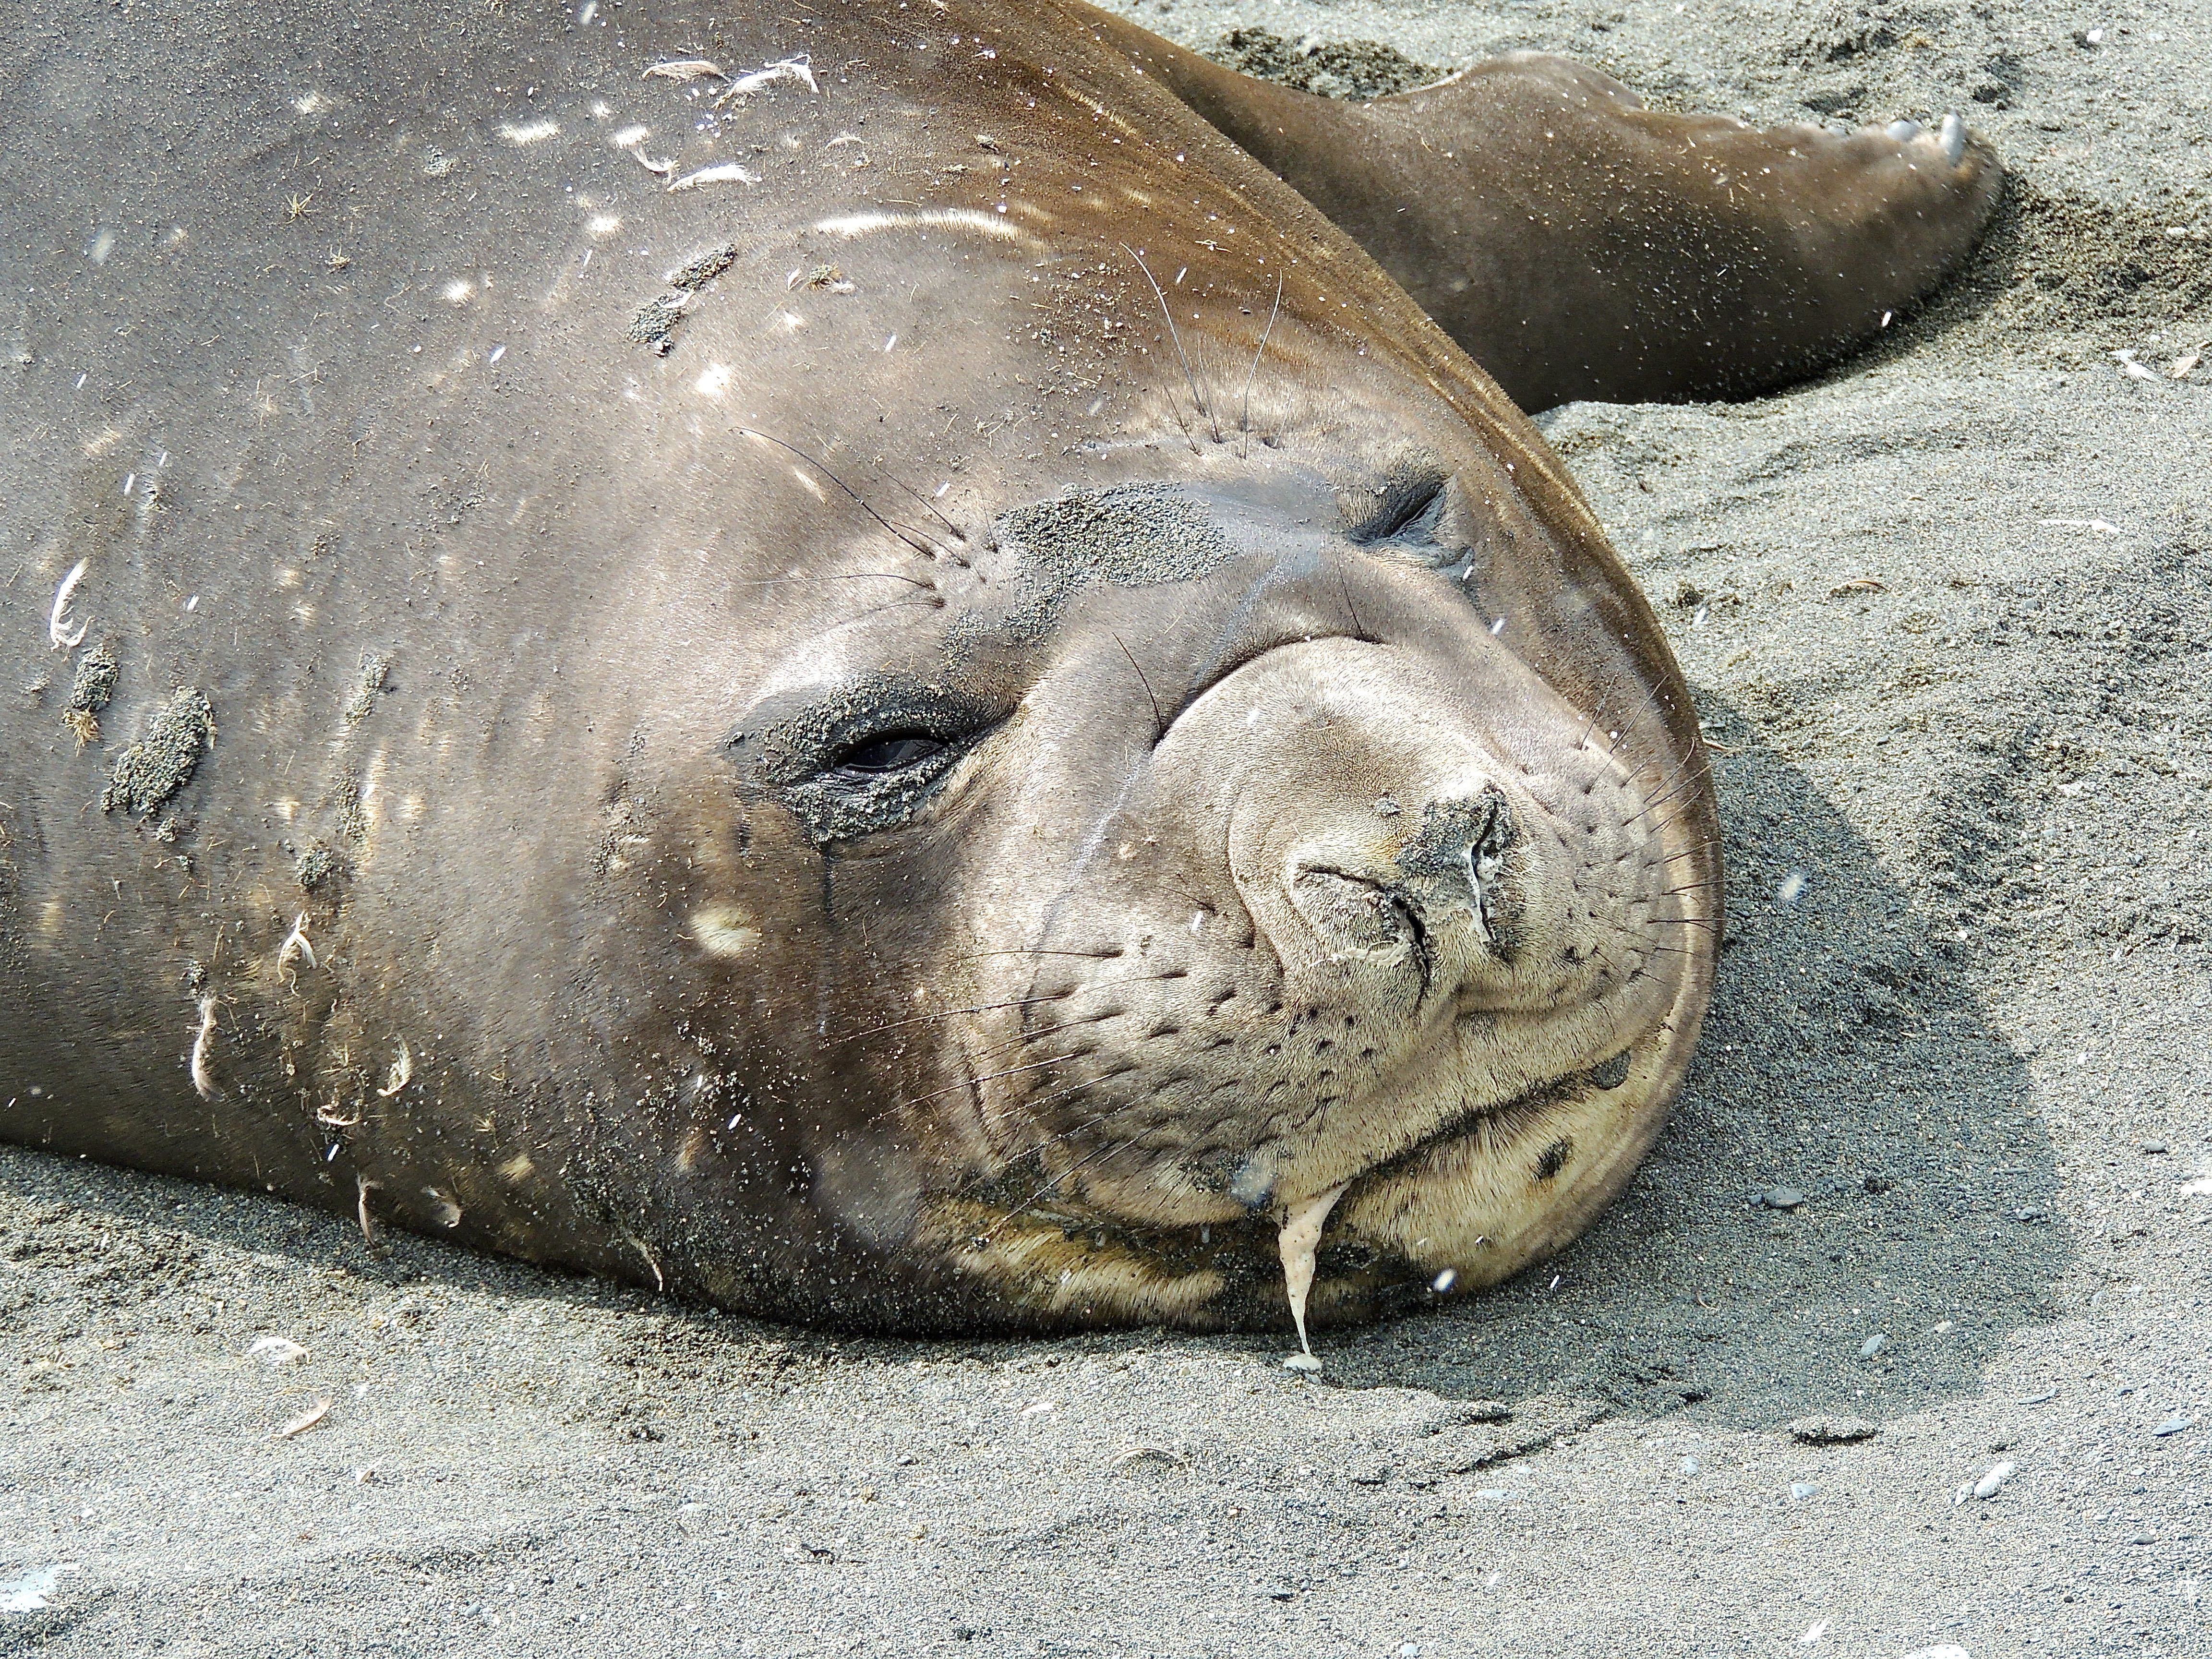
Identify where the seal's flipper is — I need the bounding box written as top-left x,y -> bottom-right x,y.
1082,16 -> 2000,409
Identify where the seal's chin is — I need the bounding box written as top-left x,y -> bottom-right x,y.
913,990 -> 1699,1334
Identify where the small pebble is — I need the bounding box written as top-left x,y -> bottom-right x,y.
1789,1481 -> 1820,1501
1857,1333 -> 1888,1358
1259,1582 -> 1295,1602
1764,1186 -> 1805,1210
2140,1141 -> 2169,1154
1680,1455 -> 1701,1475
2152,1416 -> 2192,1437
2020,1388 -> 2058,1405
1973,1460 -> 2016,1499
1399,1646 -> 1421,1658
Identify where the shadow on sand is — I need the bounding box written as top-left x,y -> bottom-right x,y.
1316,692 -> 2071,1425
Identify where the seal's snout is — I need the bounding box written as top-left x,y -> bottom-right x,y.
1275,785 -> 1521,1007
937,616 -> 1717,1329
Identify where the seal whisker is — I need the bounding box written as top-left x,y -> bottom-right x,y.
1621,775 -> 1705,829
938,947 -> 1128,964
1337,568 -> 1373,645
834,595 -> 946,626
829,992 -> 1076,1046
998,1064 -> 1140,1126
1123,244 -> 1212,450
951,1011 -> 1124,1074
1238,273 -> 1285,456
1601,684 -> 1672,762
973,1126 -> 1152,1244
1112,631 -> 1165,741
1640,915 -> 1719,934
895,1047 -> 1100,1117
1620,733 -> 1717,792
829,969 -> 1191,1047
870,465 -> 971,549
946,1108 -> 1115,1201
736,426 -> 953,561
1615,741 -> 1699,793
959,1057 -> 1140,1140
1012,1127 -> 1150,1211
735,572 -> 936,590
1571,677 -> 1630,751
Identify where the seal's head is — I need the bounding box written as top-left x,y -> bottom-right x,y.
547,61 -> 1721,1331
671,392 -> 1717,1333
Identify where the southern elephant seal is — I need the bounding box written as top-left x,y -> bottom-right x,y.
0,1 -> 1999,1334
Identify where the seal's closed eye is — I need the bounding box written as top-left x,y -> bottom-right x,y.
760,696 -> 1002,846
833,733 -> 946,774
1346,467 -> 1450,546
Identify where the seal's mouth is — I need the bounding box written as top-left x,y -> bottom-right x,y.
914,1046 -> 1627,1335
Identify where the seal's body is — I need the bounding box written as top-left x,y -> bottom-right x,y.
0,2 -> 1996,1330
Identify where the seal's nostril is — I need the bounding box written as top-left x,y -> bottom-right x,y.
1395,786 -> 1518,944
1287,867 -> 1417,958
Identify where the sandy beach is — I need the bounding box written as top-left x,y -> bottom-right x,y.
3,0 -> 2207,1653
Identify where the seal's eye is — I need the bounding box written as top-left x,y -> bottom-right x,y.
834,733 -> 945,773
737,678 -> 1000,845
1348,469 -> 1449,545
774,715 -> 988,845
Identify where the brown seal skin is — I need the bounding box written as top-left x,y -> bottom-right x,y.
0,1 -> 1998,1332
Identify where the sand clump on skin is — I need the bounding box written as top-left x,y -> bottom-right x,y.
62,642 -> 117,745
100,688 -> 215,817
